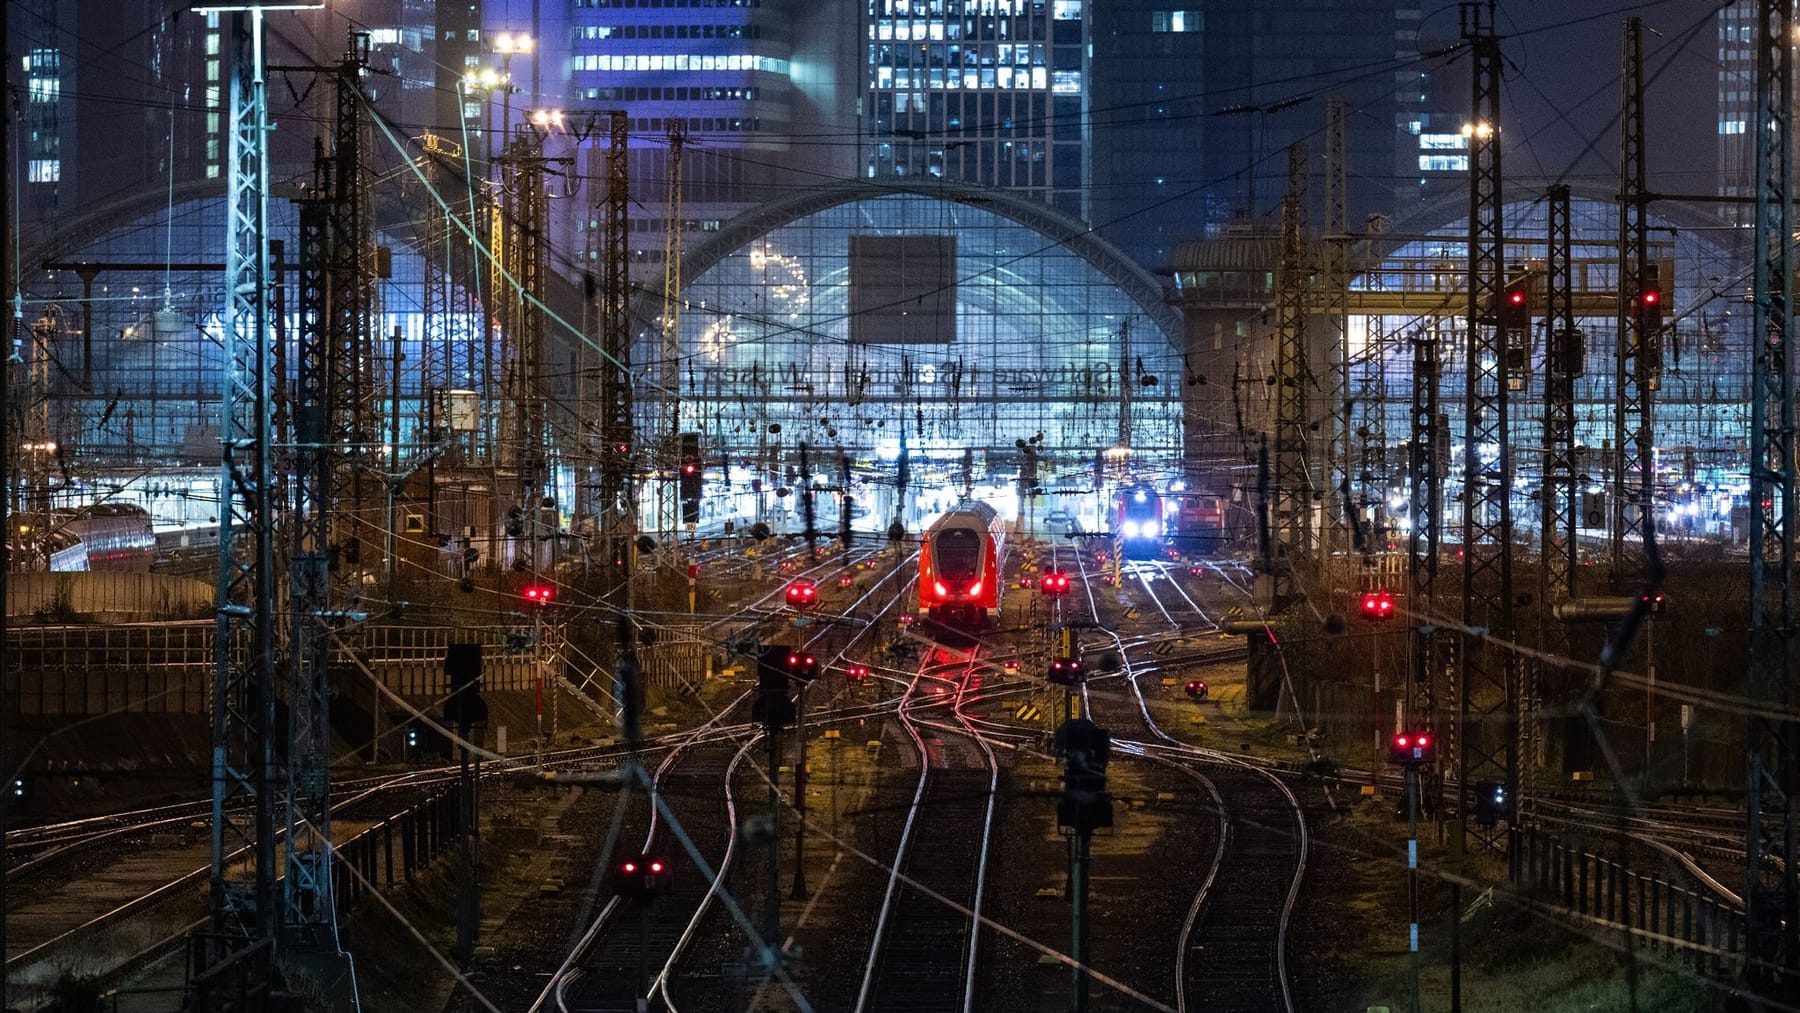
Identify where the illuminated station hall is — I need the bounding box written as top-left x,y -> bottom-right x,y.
5,3 -> 1796,1012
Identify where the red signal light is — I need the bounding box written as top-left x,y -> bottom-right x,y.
1508,290 -> 1525,305
523,584 -> 554,605
1390,730 -> 1435,766
1641,290 -> 1659,306
683,462 -> 698,475
1360,589 -> 1396,621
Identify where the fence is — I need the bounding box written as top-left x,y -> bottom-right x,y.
1514,824 -> 1743,974
333,786 -> 468,917
639,628 -> 717,690
5,621 -> 544,715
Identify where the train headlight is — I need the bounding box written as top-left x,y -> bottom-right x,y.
967,579 -> 982,597
1145,521 -> 1160,538
1121,520 -> 1140,539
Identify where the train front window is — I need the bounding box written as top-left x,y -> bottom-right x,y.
934,529 -> 981,583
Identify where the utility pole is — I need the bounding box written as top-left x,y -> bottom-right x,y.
1457,0 -> 1516,869
1271,143 -> 1313,614
1745,0 -> 1798,996
1539,184 -> 1580,799
1614,16 -> 1656,574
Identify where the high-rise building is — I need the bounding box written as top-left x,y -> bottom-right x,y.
1088,1 -> 1452,270
863,0 -> 1088,218
521,0 -> 859,270
1717,0 -> 1753,219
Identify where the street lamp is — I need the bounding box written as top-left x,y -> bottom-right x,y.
490,32 -> 534,147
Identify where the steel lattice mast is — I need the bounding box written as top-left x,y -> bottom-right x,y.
1457,0 -> 1515,853
1613,16 -> 1654,572
1323,96 -> 1351,560
1407,337 -> 1442,738
329,37 -> 373,571
1536,184 -> 1579,796
1271,143 -> 1312,612
598,111 -> 635,657
1355,213 -> 1391,547
286,169 -> 338,949
1745,0 -> 1799,989
204,8 -> 279,1003
498,129 -> 551,574
655,121 -> 687,564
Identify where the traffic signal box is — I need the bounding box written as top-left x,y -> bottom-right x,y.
1499,276 -> 1531,389
612,855 -> 674,900
679,432 -> 702,524
752,644 -> 797,728
1498,278 -> 1531,331
786,652 -> 819,682
1055,718 -> 1113,831
1632,263 -> 1664,335
1631,264 -> 1665,388
1472,780 -> 1512,828
1359,588 -> 1397,622
1388,731 -> 1435,768
1047,656 -> 1084,686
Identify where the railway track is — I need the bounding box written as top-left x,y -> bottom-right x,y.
1068,564 -> 1308,1013
538,737 -> 754,1013
856,651 -> 998,1013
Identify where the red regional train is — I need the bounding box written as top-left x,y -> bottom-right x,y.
1171,493 -> 1228,553
1116,483 -> 1166,559
919,501 -> 1007,627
